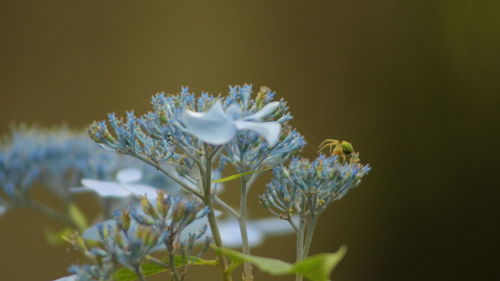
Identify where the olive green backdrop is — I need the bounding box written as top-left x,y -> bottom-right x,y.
0,0 -> 498,280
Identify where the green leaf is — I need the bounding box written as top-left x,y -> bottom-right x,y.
68,203 -> 88,231
44,227 -> 75,245
113,256 -> 217,281
214,245 -> 347,281
114,263 -> 165,281
212,169 -> 270,183
291,250 -> 347,281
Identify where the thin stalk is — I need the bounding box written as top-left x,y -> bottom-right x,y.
238,175 -> 253,281
146,256 -> 169,267
303,216 -> 318,258
27,200 -> 77,228
132,153 -> 203,199
295,215 -> 306,281
214,195 -> 239,219
133,265 -> 147,281
169,253 -> 182,281
286,215 -> 299,233
202,144 -> 232,281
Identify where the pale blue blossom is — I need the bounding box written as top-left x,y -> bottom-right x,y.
74,168 -> 168,199
261,153 -> 370,220
53,275 -> 78,281
70,192 -> 210,281
0,126 -> 126,206
181,100 -> 281,145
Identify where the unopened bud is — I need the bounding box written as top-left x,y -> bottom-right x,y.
172,201 -> 186,222
121,210 -> 131,232
140,196 -> 157,219
255,86 -> 270,108
156,191 -> 169,217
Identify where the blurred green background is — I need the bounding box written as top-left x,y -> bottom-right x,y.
0,0 -> 498,280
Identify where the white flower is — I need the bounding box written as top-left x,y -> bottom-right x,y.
53,275 -> 78,281
71,168 -> 159,199
0,199 -> 7,216
181,101 -> 281,145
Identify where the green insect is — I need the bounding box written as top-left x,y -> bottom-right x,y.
318,139 -> 354,160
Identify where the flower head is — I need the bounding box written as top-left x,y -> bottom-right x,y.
219,85 -> 305,175
0,126 -> 128,205
69,192 -> 210,281
260,153 -> 370,219
87,85 -> 298,195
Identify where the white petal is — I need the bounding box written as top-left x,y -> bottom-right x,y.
116,168 -> 143,183
225,104 -> 242,118
0,198 -> 7,216
218,219 -> 264,248
180,216 -> 263,248
53,275 -> 79,281
235,120 -> 281,146
214,209 -> 224,218
0,205 -> 7,216
248,216 -> 298,236
181,101 -> 237,145
81,179 -> 132,198
245,101 -> 280,120
68,187 -> 93,194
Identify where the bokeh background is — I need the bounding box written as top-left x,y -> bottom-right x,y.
0,0 -> 499,280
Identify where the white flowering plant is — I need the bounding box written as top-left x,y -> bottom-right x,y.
0,85 -> 370,281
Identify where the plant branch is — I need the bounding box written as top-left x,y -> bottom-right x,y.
133,265 -> 147,281
201,144 -> 232,281
238,175 -> 254,281
213,195 -> 239,219
295,215 -> 306,281
303,215 -> 318,258
26,200 -> 77,228
169,253 -> 182,281
146,256 -> 169,268
286,215 -> 299,233
132,153 -> 203,199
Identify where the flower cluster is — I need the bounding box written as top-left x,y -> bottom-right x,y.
20,84 -> 372,281
0,127 -> 123,204
220,86 -> 305,172
260,153 -> 371,220
0,127 -> 179,220
88,87 -> 226,196
68,192 -> 210,281
88,85 -> 304,174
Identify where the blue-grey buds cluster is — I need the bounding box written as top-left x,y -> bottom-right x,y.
221,85 -> 305,172
0,127 -> 123,204
68,191 -> 210,281
260,153 -> 371,220
88,85 -> 305,174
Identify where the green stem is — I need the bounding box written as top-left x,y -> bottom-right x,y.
169,253 -> 182,281
303,216 -> 318,259
295,215 -> 306,281
238,175 -> 253,281
202,145 -> 232,281
214,195 -> 239,219
27,200 -> 77,228
133,265 -> 147,281
132,153 -> 203,199
146,256 -> 169,268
